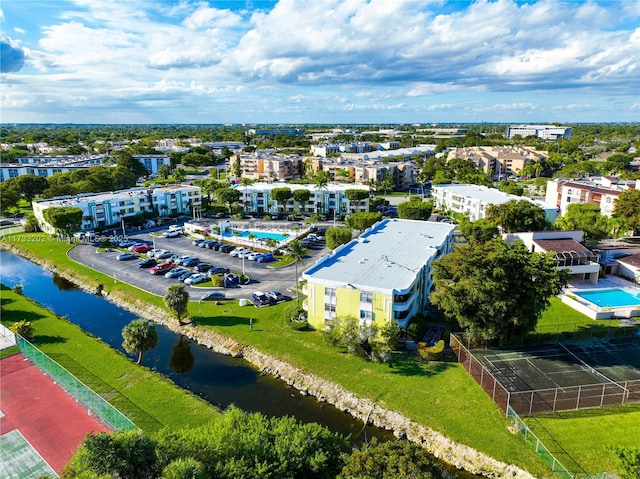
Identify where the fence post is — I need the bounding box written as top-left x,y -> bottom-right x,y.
553,389 -> 558,412
576,386 -> 581,410
600,383 -> 606,408
529,391 -> 534,415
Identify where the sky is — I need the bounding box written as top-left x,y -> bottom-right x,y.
1,0 -> 639,124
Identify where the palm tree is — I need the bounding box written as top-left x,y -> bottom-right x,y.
248,232 -> 257,248
285,240 -> 306,305
314,171 -> 330,215
122,319 -> 159,364
164,283 -> 190,326
264,237 -> 278,253
240,177 -> 253,212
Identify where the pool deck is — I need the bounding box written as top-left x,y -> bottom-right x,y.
563,276 -> 640,320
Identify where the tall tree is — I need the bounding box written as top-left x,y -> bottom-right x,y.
270,187 -> 293,211
240,177 -> 253,212
379,173 -> 395,196
313,170 -> 331,214
164,283 -> 190,326
116,151 -> 149,178
613,189 -> 640,233
554,203 -> 610,245
42,206 -> 83,239
121,319 -> 159,364
459,218 -> 499,243
397,200 -> 433,220
0,182 -> 20,214
325,226 -> 352,250
7,174 -> 49,203
345,212 -> 382,231
431,239 -> 568,344
292,188 -> 311,209
214,187 -> 241,213
284,240 -> 305,305
485,200 -> 547,233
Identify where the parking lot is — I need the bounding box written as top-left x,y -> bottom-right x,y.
68,228 -> 328,304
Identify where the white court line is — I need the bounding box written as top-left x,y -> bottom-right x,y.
0,429 -> 58,479
557,342 -> 628,392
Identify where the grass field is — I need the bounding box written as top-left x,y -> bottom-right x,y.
1,232 -> 553,477
13,232 -> 640,477
0,285 -> 219,433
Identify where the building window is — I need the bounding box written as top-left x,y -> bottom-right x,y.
360,292 -> 373,303
324,304 -> 336,313
360,310 -> 372,320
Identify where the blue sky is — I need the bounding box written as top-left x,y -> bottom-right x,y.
1,0 -> 638,124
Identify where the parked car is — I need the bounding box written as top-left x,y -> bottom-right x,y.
150,262 -> 173,275
230,247 -> 251,258
178,271 -> 195,282
162,229 -> 181,238
224,273 -> 240,287
117,252 -> 137,261
246,251 -> 263,261
200,240 -> 219,249
252,291 -> 272,307
192,239 -> 205,247
155,250 -> 173,259
132,244 -> 153,253
181,257 -> 200,267
256,253 -> 275,263
146,248 -> 161,257
165,267 -> 187,278
194,262 -> 212,273
201,291 -> 226,301
237,250 -> 255,259
266,290 -> 285,303
220,244 -> 234,253
138,258 -> 157,268
118,239 -> 137,248
184,273 -> 208,285
168,225 -> 183,232
207,267 -> 230,277
172,255 -> 191,265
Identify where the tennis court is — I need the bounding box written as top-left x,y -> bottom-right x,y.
452,335 -> 640,415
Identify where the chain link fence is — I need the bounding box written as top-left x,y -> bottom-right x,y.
16,335 -> 136,432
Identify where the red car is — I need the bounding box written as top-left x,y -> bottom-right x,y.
150,262 -> 172,275
132,244 -> 152,253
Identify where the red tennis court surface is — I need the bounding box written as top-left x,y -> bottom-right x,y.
0,353 -> 111,473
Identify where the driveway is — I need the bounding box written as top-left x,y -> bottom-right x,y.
68,229 -> 328,303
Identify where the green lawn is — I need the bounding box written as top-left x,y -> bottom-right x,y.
0,285 -> 218,433
1,232 -> 552,477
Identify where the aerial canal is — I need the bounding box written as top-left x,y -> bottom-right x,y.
1,250 -> 486,478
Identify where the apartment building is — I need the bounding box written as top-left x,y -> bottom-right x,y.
432,184 -> 554,222
302,219 -> 455,330
310,157 -> 417,189
33,185 -> 201,233
506,125 -> 572,140
545,178 -> 639,217
229,153 -> 305,181
232,182 -> 369,216
446,146 -> 548,178
0,154 -> 170,182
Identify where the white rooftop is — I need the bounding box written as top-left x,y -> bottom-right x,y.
303,219 -> 454,294
233,182 -> 368,193
34,184 -> 197,207
434,184 -> 543,206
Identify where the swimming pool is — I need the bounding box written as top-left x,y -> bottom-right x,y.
221,229 -> 289,242
574,288 -> 640,308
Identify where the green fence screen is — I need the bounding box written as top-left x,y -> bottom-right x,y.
17,335 -> 136,432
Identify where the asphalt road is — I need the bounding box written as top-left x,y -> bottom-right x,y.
68,229 -> 329,303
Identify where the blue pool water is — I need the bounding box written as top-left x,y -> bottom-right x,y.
574,288 -> 640,308
221,229 -> 289,241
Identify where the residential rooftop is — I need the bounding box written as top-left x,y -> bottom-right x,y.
434,183 -> 543,206
34,184 -> 198,207
303,219 -> 455,294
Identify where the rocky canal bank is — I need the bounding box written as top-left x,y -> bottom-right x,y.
1,243 -> 536,479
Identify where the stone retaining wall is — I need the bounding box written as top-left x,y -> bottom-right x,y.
1,243 -> 537,479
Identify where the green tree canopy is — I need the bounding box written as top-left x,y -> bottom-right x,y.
344,189 -> 369,202
397,200 -> 433,220
612,446 -> 640,479
293,188 -> 311,205
214,187 -> 241,212
554,203 -> 611,244
342,439 -> 448,479
116,151 -> 149,178
164,283 -> 190,326
459,218 -> 499,243
325,226 -> 352,250
498,180 -> 524,196
431,239 -> 568,344
0,182 -> 20,214
613,189 -> 640,233
485,200 -> 547,233
42,206 -> 83,237
121,319 -> 159,365
345,212 -> 382,231
270,187 -> 293,204
4,174 -> 49,203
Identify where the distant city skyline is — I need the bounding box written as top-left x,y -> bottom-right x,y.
1,0 -> 639,124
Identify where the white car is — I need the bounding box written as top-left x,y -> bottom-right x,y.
230,247 -> 251,258
162,229 -> 181,238
246,252 -> 263,261
168,225 -> 183,232
184,273 -> 208,285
